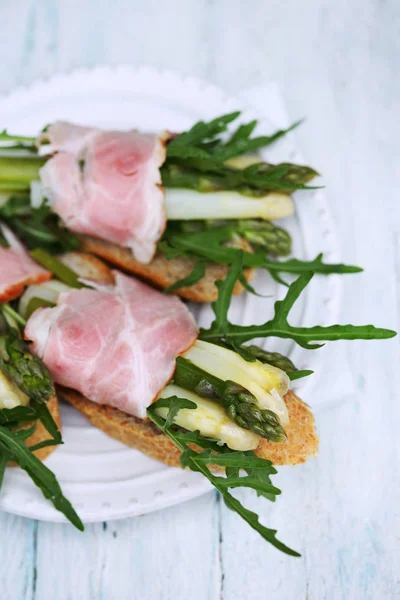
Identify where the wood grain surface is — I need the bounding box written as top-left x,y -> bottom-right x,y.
0,1 -> 399,598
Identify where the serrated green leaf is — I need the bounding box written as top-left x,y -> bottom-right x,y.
0,451 -> 8,489
152,396 -> 197,430
0,405 -> 37,425
0,196 -> 81,254
164,260 -> 206,293
0,426 -> 83,530
147,397 -> 299,556
161,225 -> 363,284
200,270 -> 397,349
0,130 -> 36,143
288,370 -> 314,381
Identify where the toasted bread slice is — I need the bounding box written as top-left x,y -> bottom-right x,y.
9,394 -> 61,464
80,235 -> 254,302
58,251 -> 318,466
59,387 -> 317,467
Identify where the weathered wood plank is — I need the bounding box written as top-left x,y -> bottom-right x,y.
0,513 -> 36,600
34,494 -> 220,600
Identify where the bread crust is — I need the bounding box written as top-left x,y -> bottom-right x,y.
80,235 -> 254,302
59,387 -> 318,467
8,394 -> 61,465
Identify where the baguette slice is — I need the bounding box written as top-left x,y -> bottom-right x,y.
81,235 -> 254,302
9,394 -> 61,464
59,386 -> 317,467
56,251 -> 318,466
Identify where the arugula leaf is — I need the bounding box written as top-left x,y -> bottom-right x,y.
164,260 -> 206,293
0,227 -> 9,248
238,274 -> 267,297
0,426 -> 83,530
148,396 -> 299,556
168,112 -> 241,151
200,260 -> 397,349
162,112 -> 318,197
161,226 -> 362,283
0,196 -> 81,253
0,130 -> 36,144
11,422 -> 37,441
226,120 -> 258,144
208,251 -> 243,339
212,120 -> 303,162
150,396 -> 196,430
0,452 -> 8,489
30,398 -> 62,444
0,405 -> 37,425
166,219 -> 292,257
0,331 -> 78,527
289,370 -> 314,381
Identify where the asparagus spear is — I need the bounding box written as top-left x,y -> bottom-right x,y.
242,345 -> 298,372
161,161 -> 317,196
165,188 -> 295,221
168,218 -> 292,256
174,356 -> 287,441
237,219 -> 292,255
0,155 -> 44,192
0,328 -> 55,404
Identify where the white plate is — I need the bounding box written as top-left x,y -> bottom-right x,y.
0,66 -> 342,524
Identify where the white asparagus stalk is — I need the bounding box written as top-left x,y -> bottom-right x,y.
157,383 -> 260,451
165,188 -> 294,221
30,179 -> 294,222
183,340 -> 290,427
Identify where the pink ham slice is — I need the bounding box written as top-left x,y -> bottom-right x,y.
39,121 -> 168,264
0,223 -> 51,302
25,271 -> 198,418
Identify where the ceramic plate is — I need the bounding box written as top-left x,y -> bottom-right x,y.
0,67 -> 342,523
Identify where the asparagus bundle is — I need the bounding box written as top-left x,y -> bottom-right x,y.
0,115 -> 362,291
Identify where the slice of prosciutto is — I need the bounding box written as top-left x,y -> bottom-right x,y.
25,271 -> 198,418
38,121 -> 168,264
0,223 -> 51,302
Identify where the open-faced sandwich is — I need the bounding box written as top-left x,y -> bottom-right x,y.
0,110 -> 396,556
0,114 -> 361,302
0,228 -> 395,554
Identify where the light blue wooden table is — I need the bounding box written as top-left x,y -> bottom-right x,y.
1,1 -> 399,598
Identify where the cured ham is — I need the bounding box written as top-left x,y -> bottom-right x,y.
25,271 -> 198,418
39,122 -> 168,264
0,223 -> 51,302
